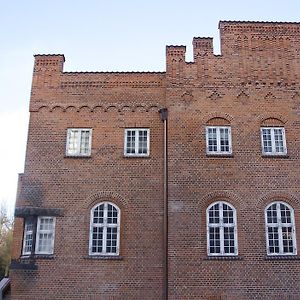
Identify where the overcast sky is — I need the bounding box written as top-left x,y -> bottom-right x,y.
1,0 -> 300,215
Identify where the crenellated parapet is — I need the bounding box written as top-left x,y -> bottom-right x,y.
193,37 -> 214,59
30,55 -> 166,111
165,21 -> 300,85
30,22 -> 300,111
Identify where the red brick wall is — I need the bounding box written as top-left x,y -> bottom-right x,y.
166,21 -> 300,300
11,21 -> 300,299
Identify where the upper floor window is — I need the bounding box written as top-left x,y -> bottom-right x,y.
89,202 -> 120,256
66,128 -> 92,157
207,201 -> 238,256
260,127 -> 287,155
22,216 -> 56,256
265,201 -> 297,255
206,126 -> 232,155
124,129 -> 150,157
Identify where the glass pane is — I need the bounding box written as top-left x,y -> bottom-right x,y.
282,226 -> 294,253
126,130 -> 136,154
274,128 -> 284,153
106,227 -> 118,253
268,227 -> 279,254
280,203 -> 291,224
209,227 -> 220,254
208,203 -> 220,224
107,204 -> 118,224
93,204 -> 104,224
220,128 -> 230,152
37,232 -> 53,253
39,217 -> 54,231
223,203 -> 234,224
68,130 -> 79,154
262,128 -> 272,153
138,130 -> 148,154
207,128 -> 217,152
80,130 -> 90,154
224,227 -> 235,254
267,204 -> 277,224
23,219 -> 34,254
91,227 -> 103,253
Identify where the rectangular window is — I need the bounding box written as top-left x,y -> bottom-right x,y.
22,217 -> 56,256
124,129 -> 150,156
66,128 -> 92,156
22,218 -> 34,255
206,126 -> 232,155
261,127 -> 287,155
35,217 -> 56,255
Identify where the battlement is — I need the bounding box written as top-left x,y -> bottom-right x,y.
166,21 -> 300,83
34,54 -> 65,73
219,21 -> 300,56
31,22 -> 300,89
193,37 -> 213,59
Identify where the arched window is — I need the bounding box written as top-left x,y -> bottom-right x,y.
89,202 -> 120,256
207,201 -> 238,255
265,201 -> 297,255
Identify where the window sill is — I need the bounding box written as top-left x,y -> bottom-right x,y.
261,154 -> 289,158
264,255 -> 300,260
206,154 -> 234,158
204,255 -> 243,261
123,155 -> 150,159
64,155 -> 91,159
19,254 -> 55,260
84,255 -> 123,260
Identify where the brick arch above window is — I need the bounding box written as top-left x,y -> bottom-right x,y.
261,117 -> 286,127
84,191 -> 128,211
257,112 -> 288,125
257,191 -> 300,208
199,191 -> 242,211
203,112 -> 233,125
206,117 -> 231,126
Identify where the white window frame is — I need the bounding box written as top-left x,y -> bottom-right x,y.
89,202 -> 121,256
265,201 -> 297,256
260,127 -> 287,155
206,126 -> 232,155
22,219 -> 34,255
124,128 -> 150,157
66,128 -> 92,157
22,216 -> 56,256
206,201 -> 238,256
35,217 -> 56,255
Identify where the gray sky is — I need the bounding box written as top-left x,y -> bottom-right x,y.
1,0 -> 300,214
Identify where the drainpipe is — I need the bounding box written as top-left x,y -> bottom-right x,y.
159,108 -> 168,300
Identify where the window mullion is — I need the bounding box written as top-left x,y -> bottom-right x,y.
220,226 -> 224,255
102,226 -> 107,255
216,128 -> 221,153
31,217 -> 38,256
276,203 -> 284,254
78,130 -> 82,154
103,203 -> 108,254
220,203 -> 224,255
206,224 -> 210,254
228,127 -> 232,153
271,129 -> 276,154
147,129 -> 150,155
135,130 -> 139,154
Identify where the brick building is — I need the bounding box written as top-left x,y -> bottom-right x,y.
9,21 -> 300,299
